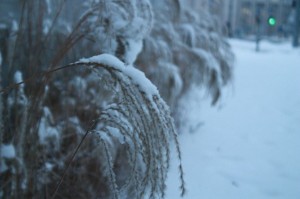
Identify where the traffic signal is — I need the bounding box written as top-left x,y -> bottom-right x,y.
268,16 -> 276,26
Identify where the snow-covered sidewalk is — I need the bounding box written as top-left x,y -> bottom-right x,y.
166,39 -> 300,199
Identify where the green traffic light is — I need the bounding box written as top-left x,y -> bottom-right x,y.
268,17 -> 276,26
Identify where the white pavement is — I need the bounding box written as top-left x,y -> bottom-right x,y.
166,39 -> 300,199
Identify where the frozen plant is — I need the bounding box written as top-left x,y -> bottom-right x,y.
72,54 -> 186,198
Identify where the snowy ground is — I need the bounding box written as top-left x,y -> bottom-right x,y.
166,39 -> 300,199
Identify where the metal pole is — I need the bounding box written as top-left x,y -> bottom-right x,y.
255,0 -> 261,52
227,0 -> 233,37
293,0 -> 300,47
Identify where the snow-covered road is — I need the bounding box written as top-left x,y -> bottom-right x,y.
166,39 -> 300,199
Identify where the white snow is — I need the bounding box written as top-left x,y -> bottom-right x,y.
43,19 -> 52,35
0,144 -> 16,173
166,39 -> 300,199
194,48 -> 221,73
79,54 -> 159,97
124,65 -> 159,96
79,54 -> 124,68
0,144 -> 16,159
38,107 -> 59,145
14,71 -> 25,90
178,24 -> 197,47
12,20 -> 19,32
45,162 -> 54,171
107,126 -> 125,145
123,39 -> 143,65
14,71 -> 23,84
38,118 -> 59,145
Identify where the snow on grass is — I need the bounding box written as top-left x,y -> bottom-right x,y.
1,144 -> 16,159
38,107 -> 59,145
0,144 -> 16,173
124,39 -> 143,64
14,71 -> 23,86
166,39 -> 300,199
79,53 -> 159,97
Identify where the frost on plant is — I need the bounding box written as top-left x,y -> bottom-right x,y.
75,54 -> 185,198
0,0 -> 234,198
136,0 -> 234,108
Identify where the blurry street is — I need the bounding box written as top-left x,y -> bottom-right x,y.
166,39 -> 300,199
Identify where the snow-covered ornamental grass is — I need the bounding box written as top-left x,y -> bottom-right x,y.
74,54 -> 185,198
0,0 -> 232,198
1,53 -> 185,199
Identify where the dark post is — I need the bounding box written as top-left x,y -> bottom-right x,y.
293,0 -> 300,47
255,6 -> 261,52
